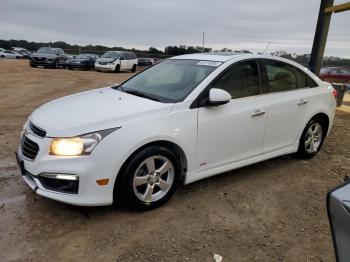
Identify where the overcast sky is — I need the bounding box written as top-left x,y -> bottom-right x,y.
0,0 -> 349,57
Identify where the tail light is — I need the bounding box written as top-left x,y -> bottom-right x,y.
333,89 -> 338,99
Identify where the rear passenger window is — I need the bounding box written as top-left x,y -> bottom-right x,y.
210,60 -> 260,99
295,68 -> 318,88
265,60 -> 297,92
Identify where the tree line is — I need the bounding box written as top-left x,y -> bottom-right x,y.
0,39 -> 211,57
1,39 -> 349,66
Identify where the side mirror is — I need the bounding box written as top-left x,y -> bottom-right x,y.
208,88 -> 231,106
327,180 -> 350,261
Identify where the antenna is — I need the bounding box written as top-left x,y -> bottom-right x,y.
262,41 -> 271,55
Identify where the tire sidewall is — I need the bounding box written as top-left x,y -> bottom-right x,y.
115,146 -> 180,210
114,64 -> 120,73
297,117 -> 326,158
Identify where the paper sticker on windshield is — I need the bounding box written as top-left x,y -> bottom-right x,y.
196,61 -> 222,67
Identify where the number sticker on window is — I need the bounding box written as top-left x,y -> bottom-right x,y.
196,61 -> 222,67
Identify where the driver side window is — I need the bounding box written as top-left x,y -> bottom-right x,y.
210,60 -> 260,99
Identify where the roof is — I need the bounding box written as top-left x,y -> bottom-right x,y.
170,53 -> 242,62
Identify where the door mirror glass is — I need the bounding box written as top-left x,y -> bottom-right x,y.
327,180 -> 350,261
208,88 -> 231,106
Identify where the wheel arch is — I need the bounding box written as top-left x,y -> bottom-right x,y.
310,112 -> 330,134
113,140 -> 188,197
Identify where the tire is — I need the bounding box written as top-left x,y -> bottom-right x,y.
115,146 -> 180,210
0,55 -> 4,58
68,67 -> 73,70
114,64 -> 120,73
16,56 -> 20,59
52,60 -> 58,69
131,64 -> 137,72
296,117 -> 326,159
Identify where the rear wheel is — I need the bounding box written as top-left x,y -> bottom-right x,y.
131,64 -> 137,72
0,55 -> 4,58
30,64 -> 37,68
115,146 -> 180,210
297,117 -> 326,158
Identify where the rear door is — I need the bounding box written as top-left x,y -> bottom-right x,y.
260,59 -> 319,154
120,52 -> 128,70
327,180 -> 350,262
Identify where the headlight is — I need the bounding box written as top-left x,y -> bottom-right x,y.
49,128 -> 120,156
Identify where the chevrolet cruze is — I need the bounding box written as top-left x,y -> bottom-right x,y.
16,53 -> 337,210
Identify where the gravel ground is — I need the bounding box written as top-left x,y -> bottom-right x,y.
0,59 -> 349,262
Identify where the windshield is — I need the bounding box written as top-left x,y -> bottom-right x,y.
37,47 -> 57,54
121,59 -> 220,103
101,51 -> 120,59
76,54 -> 91,59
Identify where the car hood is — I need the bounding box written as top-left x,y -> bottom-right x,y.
30,87 -> 174,137
31,53 -> 56,58
96,57 -> 117,63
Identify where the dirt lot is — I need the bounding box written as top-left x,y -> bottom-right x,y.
0,59 -> 349,262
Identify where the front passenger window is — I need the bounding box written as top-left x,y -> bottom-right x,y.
210,60 -> 260,99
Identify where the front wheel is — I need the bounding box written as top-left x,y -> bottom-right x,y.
52,60 -> 58,69
114,64 -> 120,73
131,64 -> 137,72
115,146 -> 180,210
297,117 -> 326,159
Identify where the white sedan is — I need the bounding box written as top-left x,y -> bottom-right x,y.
17,53 -> 336,209
0,50 -> 24,59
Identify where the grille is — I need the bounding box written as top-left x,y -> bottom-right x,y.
29,122 -> 46,137
98,62 -> 107,65
21,136 -> 39,160
34,57 -> 47,61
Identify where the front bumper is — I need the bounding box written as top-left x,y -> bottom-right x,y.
67,62 -> 90,68
16,132 -> 117,206
30,60 -> 55,66
95,63 -> 116,72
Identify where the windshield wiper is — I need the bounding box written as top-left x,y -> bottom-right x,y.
123,89 -> 160,102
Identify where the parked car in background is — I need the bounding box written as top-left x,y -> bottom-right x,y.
66,54 -> 99,70
16,53 -> 336,210
17,50 -> 32,59
320,66 -> 350,84
95,51 -> 137,72
0,50 -> 25,59
138,57 -> 155,66
30,47 -> 68,68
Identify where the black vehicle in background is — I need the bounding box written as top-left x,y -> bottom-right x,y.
30,47 -> 68,68
66,54 -> 99,70
138,57 -> 155,66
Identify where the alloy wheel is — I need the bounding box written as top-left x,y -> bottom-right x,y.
133,155 -> 174,203
304,122 -> 323,153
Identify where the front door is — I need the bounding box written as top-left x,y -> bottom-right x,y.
197,60 -> 267,174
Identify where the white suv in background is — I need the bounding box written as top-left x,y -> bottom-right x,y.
95,51 -> 138,72
17,53 -> 336,210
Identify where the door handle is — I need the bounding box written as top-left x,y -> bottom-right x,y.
297,99 -> 308,105
251,110 -> 266,117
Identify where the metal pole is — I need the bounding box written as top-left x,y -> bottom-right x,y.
309,0 -> 334,75
202,32 -> 205,53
